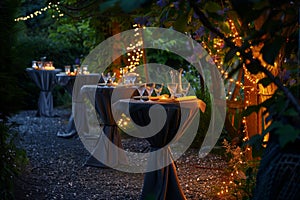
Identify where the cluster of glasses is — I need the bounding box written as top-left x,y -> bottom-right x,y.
167,82 -> 191,98
101,72 -> 116,84
123,72 -> 137,85
136,83 -> 164,100
168,69 -> 191,98
32,60 -> 54,70
64,65 -> 89,75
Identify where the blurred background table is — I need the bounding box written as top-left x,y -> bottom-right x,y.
80,85 -> 137,168
56,73 -> 101,138
26,68 -> 61,117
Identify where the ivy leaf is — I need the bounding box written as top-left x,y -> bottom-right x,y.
120,0 -> 152,12
99,0 -> 119,12
224,47 -> 237,63
204,1 -> 222,13
261,36 -> 284,65
247,134 -> 265,158
257,77 -> 272,87
99,0 -> 152,13
245,60 -> 260,74
220,21 -> 231,34
275,124 -> 300,148
252,0 -> 270,10
243,104 -> 261,116
173,12 -> 188,32
283,108 -> 299,117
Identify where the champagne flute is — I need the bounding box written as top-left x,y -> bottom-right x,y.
167,83 -> 178,99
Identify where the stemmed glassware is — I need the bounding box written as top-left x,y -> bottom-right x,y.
145,83 -> 155,98
101,73 -> 109,84
124,72 -> 137,85
130,76 -> 137,85
167,83 -> 178,99
181,83 -> 191,97
137,83 -> 146,100
154,83 -> 164,96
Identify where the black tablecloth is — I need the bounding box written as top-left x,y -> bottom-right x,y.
113,99 -> 204,200
81,85 -> 137,168
56,73 -> 101,137
26,68 -> 61,117
129,101 -> 185,200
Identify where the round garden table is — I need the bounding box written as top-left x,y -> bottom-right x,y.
56,73 -> 101,138
113,98 -> 205,200
80,85 -> 138,168
26,68 -> 61,117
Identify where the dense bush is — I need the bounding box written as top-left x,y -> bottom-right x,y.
0,0 -> 29,199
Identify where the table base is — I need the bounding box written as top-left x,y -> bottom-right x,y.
84,125 -> 128,168
140,157 -> 186,200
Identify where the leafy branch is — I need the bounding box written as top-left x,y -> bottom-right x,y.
188,0 -> 300,115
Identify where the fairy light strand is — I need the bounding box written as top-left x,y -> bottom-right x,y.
120,24 -> 145,77
14,2 -> 64,22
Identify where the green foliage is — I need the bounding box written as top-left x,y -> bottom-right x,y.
0,1 -> 29,199
0,0 -> 26,119
0,122 -> 28,200
218,139 -> 260,200
99,0 -> 153,13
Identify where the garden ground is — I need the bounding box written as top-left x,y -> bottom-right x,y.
11,108 -> 230,200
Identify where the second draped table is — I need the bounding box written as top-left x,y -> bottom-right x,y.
80,85 -> 138,167
56,73 -> 101,138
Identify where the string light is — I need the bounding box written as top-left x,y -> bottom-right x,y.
120,24 -> 145,77
14,2 -> 63,22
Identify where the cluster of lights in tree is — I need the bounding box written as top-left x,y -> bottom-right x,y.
199,19 -> 255,197
119,24 -> 145,77
217,141 -> 251,197
14,2 -> 63,22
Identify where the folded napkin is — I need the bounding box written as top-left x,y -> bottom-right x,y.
176,96 -> 206,113
175,96 -> 197,101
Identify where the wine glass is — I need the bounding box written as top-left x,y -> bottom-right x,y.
167,83 -> 178,99
32,61 -> 38,69
101,73 -> 109,84
130,76 -> 137,85
145,83 -> 155,98
154,83 -> 164,96
125,73 -> 137,85
137,83 -> 146,100
181,83 -> 191,97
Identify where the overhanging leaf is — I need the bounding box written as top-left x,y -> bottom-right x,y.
243,104 -> 261,116
224,47 -> 238,63
247,134 -> 265,158
261,36 -> 284,65
204,1 -> 222,13
173,12 -> 188,32
283,108 -> 299,117
245,60 -> 260,74
120,0 -> 152,13
275,124 -> 300,147
257,77 -> 272,87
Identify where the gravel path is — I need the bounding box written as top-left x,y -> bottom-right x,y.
11,108 -> 228,200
